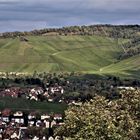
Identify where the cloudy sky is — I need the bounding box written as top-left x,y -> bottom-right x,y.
0,0 -> 140,32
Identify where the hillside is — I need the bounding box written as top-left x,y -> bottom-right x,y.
0,33 -> 140,79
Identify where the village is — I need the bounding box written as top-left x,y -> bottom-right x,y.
0,73 -> 139,139
0,75 -> 84,105
0,86 -> 64,103
0,108 -> 63,139
0,78 -> 80,139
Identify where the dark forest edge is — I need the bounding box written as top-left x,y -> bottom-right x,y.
1,24 -> 140,39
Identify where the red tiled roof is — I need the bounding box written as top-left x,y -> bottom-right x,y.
54,114 -> 62,117
2,109 -> 11,116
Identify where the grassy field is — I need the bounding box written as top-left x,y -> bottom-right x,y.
0,97 -> 67,113
0,35 -> 140,79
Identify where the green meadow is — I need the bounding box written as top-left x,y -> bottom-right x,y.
0,35 -> 139,79
0,97 -> 67,113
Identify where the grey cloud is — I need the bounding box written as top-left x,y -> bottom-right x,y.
0,0 -> 140,32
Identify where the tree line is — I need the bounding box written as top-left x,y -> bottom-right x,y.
119,36 -> 140,59
1,25 -> 140,39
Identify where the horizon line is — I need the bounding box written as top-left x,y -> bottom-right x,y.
0,23 -> 140,34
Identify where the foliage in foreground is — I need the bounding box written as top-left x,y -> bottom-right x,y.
55,90 -> 140,140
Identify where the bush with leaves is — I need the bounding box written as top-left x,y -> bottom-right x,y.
55,90 -> 140,140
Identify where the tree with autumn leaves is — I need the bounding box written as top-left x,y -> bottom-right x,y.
55,89 -> 140,140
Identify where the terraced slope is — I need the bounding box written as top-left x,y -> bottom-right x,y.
0,35 -> 139,79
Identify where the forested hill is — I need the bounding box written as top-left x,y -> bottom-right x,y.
1,25 -> 140,39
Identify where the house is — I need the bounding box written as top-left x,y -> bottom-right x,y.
48,136 -> 55,140
46,87 -> 49,91
12,111 -> 24,124
13,111 -> 23,117
5,89 -> 10,92
59,99 -> 63,103
50,86 -> 64,94
44,120 -> 50,128
36,120 -> 43,127
30,87 -> 44,95
30,95 -> 38,101
61,88 -> 64,94
32,136 -> 39,140
117,86 -> 135,91
3,127 -> 15,139
59,122 -> 65,126
28,112 -> 36,120
73,102 -> 82,106
28,112 -> 37,126
30,88 -> 36,93
10,131 -> 19,139
55,136 -> 61,140
10,120 -> 16,126
36,87 -> 44,94
0,120 -> 6,128
1,109 -> 11,123
19,127 -> 28,139
54,114 -> 62,120
41,114 -> 50,120
48,97 -> 54,102
42,136 -> 46,140
51,120 -> 56,128
30,94 -> 38,101
11,92 -> 18,98
28,120 -> 35,127
43,91 -> 49,97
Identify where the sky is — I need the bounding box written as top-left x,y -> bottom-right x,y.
0,0 -> 140,32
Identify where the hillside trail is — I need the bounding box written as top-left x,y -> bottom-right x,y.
52,52 -> 60,56
99,68 -> 103,72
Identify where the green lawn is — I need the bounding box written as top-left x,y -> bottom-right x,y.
0,97 -> 67,114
